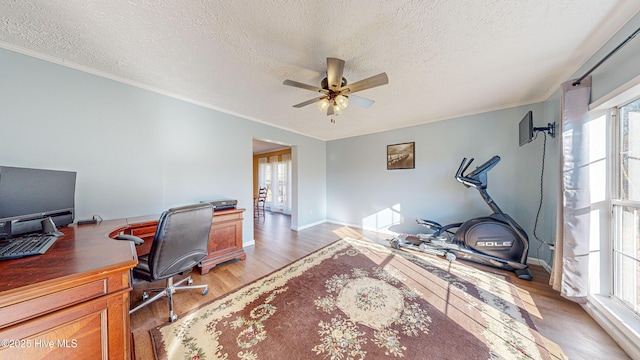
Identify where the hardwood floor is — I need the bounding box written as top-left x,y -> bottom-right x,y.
130,212 -> 630,359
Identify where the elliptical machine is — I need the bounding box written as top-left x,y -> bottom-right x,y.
390,156 -> 533,280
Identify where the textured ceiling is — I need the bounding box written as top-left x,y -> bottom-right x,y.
1,1 -> 639,141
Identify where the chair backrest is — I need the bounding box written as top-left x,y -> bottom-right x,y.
257,187 -> 267,201
147,203 -> 214,280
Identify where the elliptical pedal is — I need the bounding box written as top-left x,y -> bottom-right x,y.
515,267 -> 533,281
389,235 -> 456,262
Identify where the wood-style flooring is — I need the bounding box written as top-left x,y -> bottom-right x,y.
130,212 -> 631,359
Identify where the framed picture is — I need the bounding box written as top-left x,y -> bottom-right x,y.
387,142 -> 415,170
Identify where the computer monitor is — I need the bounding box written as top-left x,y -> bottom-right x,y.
0,166 -> 76,238
519,111 -> 534,146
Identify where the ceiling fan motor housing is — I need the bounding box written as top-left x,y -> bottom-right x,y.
321,77 -> 348,92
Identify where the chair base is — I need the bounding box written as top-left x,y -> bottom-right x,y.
130,275 -> 208,322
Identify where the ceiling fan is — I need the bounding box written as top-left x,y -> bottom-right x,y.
283,57 -> 388,120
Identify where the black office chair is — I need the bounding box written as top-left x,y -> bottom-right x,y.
118,203 -> 214,322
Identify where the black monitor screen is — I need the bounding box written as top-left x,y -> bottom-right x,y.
519,111 -> 533,146
0,166 -> 76,235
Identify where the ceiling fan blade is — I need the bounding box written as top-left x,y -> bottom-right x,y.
283,79 -> 328,94
293,97 -> 325,108
326,58 -> 345,91
341,72 -> 388,94
347,94 -> 375,108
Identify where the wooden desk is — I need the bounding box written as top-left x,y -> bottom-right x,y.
0,219 -> 137,360
108,208 -> 246,275
200,208 -> 246,274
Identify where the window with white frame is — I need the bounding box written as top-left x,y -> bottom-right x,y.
613,97 -> 640,316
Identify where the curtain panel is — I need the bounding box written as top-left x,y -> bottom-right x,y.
550,76 -> 592,303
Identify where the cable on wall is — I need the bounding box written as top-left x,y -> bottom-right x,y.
533,131 -> 553,260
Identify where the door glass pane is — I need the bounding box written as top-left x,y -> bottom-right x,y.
264,164 -> 272,203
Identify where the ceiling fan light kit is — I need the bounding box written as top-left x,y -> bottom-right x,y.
316,98 -> 330,111
335,94 -> 349,109
284,57 -> 388,123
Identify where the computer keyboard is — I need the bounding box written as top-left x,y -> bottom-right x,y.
0,234 -> 59,260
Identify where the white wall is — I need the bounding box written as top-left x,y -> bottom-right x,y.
326,11 -> 640,269
326,103 -> 556,263
0,48 -> 328,243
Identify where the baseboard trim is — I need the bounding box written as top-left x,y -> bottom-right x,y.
326,219 -> 360,229
292,219 -> 327,231
244,239 -> 255,247
526,257 -> 552,273
325,220 -> 398,236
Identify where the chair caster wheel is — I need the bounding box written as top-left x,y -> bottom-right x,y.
169,314 -> 178,322
390,239 -> 400,249
142,292 -> 149,300
187,277 -> 193,285
202,288 -> 208,295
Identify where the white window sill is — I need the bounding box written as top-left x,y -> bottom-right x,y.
584,294 -> 640,359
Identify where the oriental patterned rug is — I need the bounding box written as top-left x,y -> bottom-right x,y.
150,237 -> 551,360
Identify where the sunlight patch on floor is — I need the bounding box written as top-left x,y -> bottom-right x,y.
362,203 -> 402,233
332,226 -> 368,240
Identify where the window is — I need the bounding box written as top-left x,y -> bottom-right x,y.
613,98 -> 640,316
584,86 -> 640,357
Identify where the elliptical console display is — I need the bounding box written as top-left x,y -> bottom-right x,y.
390,156 -> 533,280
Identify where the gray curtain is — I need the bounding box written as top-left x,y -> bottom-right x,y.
550,76 -> 592,303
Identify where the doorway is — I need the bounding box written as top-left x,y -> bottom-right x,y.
252,139 -> 294,224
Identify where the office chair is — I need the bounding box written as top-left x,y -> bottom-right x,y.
118,203 -> 214,322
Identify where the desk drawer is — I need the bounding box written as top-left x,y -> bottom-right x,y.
0,289 -> 131,359
0,279 -> 107,329
0,297 -> 107,359
125,221 -> 157,239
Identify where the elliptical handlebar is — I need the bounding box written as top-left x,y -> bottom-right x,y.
455,157 -> 472,179
455,156 -> 500,188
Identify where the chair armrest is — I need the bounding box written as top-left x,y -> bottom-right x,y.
115,234 -> 145,246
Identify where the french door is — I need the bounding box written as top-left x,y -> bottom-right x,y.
257,154 -> 292,214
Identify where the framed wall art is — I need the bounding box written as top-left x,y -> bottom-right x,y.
387,142 -> 415,170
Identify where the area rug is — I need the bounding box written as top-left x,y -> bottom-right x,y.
150,237 -> 551,359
